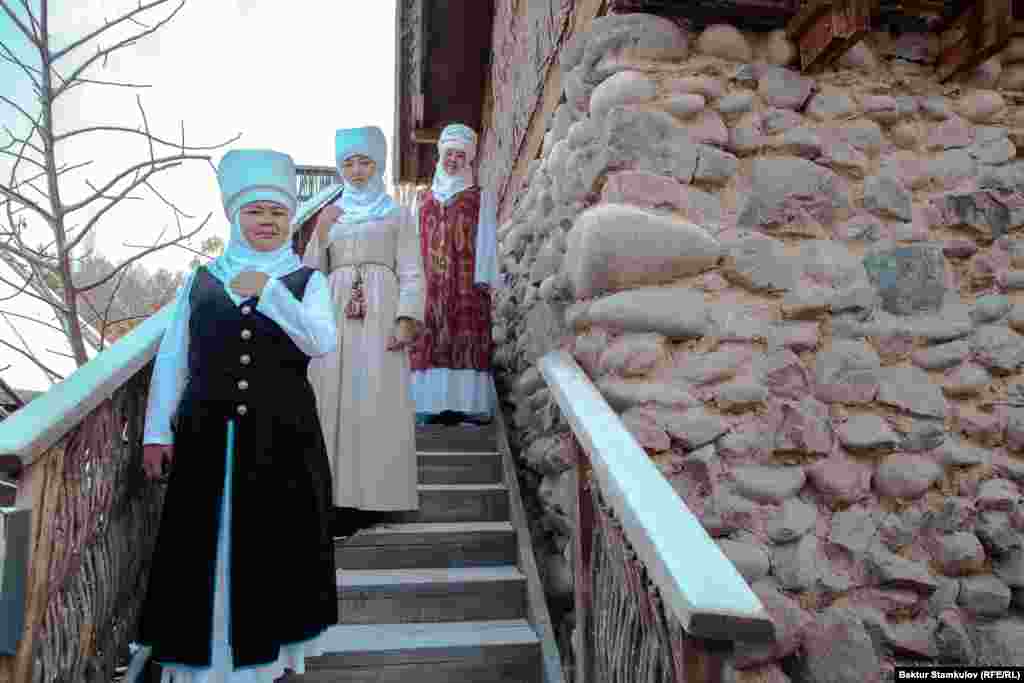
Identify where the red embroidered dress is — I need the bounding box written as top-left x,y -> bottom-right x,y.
410,187 -> 493,415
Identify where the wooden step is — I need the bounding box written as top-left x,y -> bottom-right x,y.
336,522 -> 517,570
300,620 -> 542,682
416,424 -> 499,453
338,566 -> 527,624
418,451 -> 502,485
395,484 -> 510,524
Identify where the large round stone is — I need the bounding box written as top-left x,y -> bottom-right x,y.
565,203 -> 721,298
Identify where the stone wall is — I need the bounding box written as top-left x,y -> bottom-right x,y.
493,12 -> 1024,680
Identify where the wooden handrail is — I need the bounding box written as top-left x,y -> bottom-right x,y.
537,350 -> 775,644
0,306 -> 173,469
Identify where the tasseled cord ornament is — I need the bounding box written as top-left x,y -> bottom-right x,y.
345,266 -> 367,320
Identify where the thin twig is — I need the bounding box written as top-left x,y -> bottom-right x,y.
0,338 -> 63,381
53,124 -> 237,150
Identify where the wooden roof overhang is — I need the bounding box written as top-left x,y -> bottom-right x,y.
394,0 -> 495,186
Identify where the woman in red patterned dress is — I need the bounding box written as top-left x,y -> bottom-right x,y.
409,123 -> 498,426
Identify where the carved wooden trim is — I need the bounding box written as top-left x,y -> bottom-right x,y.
412,127 -> 442,144
788,0 -> 876,72
937,0 -> 1020,82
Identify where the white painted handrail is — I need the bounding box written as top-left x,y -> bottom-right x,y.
538,350 -> 774,643
0,307 -> 173,466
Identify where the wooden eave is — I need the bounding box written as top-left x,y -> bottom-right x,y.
394,0 -> 495,186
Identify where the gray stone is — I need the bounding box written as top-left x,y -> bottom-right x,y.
837,119 -> 884,153
584,287 -> 709,338
684,110 -> 729,147
675,347 -> 750,385
876,366 -> 948,419
861,95 -> 900,123
935,440 -> 989,467
868,547 -> 939,592
978,478 -> 1021,512
829,506 -> 879,556
715,382 -> 769,410
762,107 -> 803,135
974,294 -> 1013,324
862,244 -> 946,316
767,498 -> 818,543
778,127 -> 822,158
834,214 -> 883,242
971,127 -> 1016,165
933,532 -> 986,576
863,175 -> 912,221
694,145 -> 738,185
879,508 -> 925,550
958,90 -> 1006,124
995,549 -> 1024,587
734,465 -> 806,504
813,340 -> 880,404
943,363 -> 992,397
773,533 -> 820,591
602,108 -> 699,182
567,14 -> 689,83
598,333 -> 665,377
874,454 -> 944,499
597,380 -> 697,412
806,92 -> 857,120
729,115 -> 764,155
960,575 -> 1012,617
819,141 -> 869,179
801,607 -> 881,683
976,511 -> 1022,557
927,498 -> 977,535
971,618 -> 1024,667
902,420 -> 946,452
836,414 -> 898,450
912,340 -> 969,370
758,66 -> 814,110
929,577 -> 962,616
939,190 -> 1011,239
732,63 -> 761,85
663,93 -> 707,118
971,324 -> 1024,374
566,204 -> 721,298
922,96 -> 953,120
935,610 -> 975,663
737,157 -> 850,231
567,118 -> 600,149
904,304 -> 975,343
652,407 -> 730,449
706,304 -> 771,343
717,91 -> 754,115
721,237 -> 796,293
717,538 -> 771,583
929,150 -> 978,188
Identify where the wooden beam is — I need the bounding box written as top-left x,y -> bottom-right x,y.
788,0 -> 875,72
937,0 -> 1020,82
412,127 -> 442,144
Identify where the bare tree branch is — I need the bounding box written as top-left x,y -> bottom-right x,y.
0,1 -> 41,46
53,124 -> 236,150
62,153 -> 217,215
51,1 -> 186,99
0,307 -> 67,335
0,38 -> 41,91
0,338 -> 63,382
75,212 -> 210,295
0,373 -> 24,409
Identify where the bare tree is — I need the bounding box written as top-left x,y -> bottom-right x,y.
0,0 -> 239,366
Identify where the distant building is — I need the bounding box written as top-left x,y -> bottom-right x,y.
296,165 -> 340,204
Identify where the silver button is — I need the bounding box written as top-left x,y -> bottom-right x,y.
236,404 -> 248,416
240,354 -> 251,365
240,329 -> 252,341
240,305 -> 252,315
237,380 -> 249,391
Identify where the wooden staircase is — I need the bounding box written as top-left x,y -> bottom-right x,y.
293,424 -> 558,682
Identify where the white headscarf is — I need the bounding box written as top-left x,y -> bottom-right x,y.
209,149 -> 301,304
333,126 -> 398,224
431,123 -> 478,204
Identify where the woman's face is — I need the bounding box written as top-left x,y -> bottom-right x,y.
442,147 -> 467,175
239,201 -> 291,252
341,154 -> 377,188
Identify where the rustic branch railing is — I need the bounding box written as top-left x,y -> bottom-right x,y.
0,308 -> 173,683
537,350 -> 775,683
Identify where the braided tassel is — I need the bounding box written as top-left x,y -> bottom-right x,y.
345,268 -> 367,320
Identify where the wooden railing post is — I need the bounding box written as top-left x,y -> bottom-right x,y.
683,637 -> 732,683
571,436 -> 593,683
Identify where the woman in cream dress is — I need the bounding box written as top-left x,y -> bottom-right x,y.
302,126 -> 424,532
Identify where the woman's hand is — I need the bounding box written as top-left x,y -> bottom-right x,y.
316,205 -> 343,244
230,271 -> 270,299
386,317 -> 419,351
143,444 -> 173,480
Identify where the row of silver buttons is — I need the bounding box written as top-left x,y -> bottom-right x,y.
238,304 -> 253,416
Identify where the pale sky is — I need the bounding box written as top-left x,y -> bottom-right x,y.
0,1 -> 397,391
1,0 -> 398,275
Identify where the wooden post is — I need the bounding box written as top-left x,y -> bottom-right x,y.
683,637 -> 731,683
787,0 -> 875,72
571,436 -> 594,683
937,0 -> 1019,82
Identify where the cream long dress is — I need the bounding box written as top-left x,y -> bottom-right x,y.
303,207 -> 425,511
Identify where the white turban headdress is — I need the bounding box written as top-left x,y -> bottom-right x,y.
333,126 -> 398,224
209,149 -> 301,304
430,123 -> 477,204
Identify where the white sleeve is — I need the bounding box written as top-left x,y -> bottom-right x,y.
474,188 -> 499,287
143,272 -> 195,446
255,271 -> 338,358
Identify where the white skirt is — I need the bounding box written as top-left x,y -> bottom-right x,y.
128,421 -> 328,683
